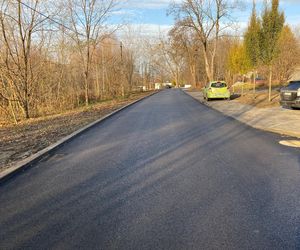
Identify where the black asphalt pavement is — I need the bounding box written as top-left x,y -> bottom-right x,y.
1,89 -> 300,249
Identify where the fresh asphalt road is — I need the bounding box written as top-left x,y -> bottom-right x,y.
1,89 -> 300,249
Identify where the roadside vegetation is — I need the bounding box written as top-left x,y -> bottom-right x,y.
0,0 -> 153,125
164,0 -> 300,102
1,0 -> 299,126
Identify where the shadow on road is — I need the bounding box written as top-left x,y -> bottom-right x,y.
1,89 -> 299,249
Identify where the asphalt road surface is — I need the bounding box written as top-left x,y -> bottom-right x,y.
1,89 -> 300,249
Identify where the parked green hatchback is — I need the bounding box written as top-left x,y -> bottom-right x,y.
203,81 -> 230,101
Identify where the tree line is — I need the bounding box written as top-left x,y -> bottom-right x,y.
1,0 -> 299,124
0,0 -> 144,124
151,0 -> 299,100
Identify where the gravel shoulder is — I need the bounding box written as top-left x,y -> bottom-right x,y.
185,90 -> 300,139
0,92 -> 155,172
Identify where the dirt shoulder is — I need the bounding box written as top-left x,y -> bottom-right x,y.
0,91 -> 155,172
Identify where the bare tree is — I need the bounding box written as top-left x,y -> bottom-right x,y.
169,0 -> 238,82
0,0 -> 159,125
169,24 -> 200,87
0,0 -> 52,119
152,37 -> 185,88
67,0 -> 117,106
273,25 -> 300,83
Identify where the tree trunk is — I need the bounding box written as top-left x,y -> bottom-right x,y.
204,54 -> 212,82
23,99 -> 30,119
84,75 -> 89,106
176,66 -> 180,88
202,42 -> 213,82
8,100 -> 18,124
85,38 -> 91,106
23,78 -> 30,119
190,64 -> 197,88
101,47 -> 105,100
95,64 -> 100,100
253,70 -> 256,98
268,65 -> 273,102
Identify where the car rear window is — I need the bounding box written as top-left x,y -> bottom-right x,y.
211,82 -> 227,88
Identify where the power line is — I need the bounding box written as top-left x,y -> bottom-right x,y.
18,0 -> 85,37
17,0 -> 125,48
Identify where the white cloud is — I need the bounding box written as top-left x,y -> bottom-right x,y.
121,0 -> 182,9
114,0 -> 300,35
118,23 -> 173,38
120,0 -> 299,10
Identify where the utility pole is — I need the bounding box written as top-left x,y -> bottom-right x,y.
101,45 -> 105,99
120,42 -> 123,61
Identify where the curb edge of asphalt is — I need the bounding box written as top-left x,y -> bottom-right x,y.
183,90 -> 300,139
0,91 -> 160,184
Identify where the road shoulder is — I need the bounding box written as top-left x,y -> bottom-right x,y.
185,90 -> 300,139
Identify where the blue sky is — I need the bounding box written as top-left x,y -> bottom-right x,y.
114,0 -> 300,36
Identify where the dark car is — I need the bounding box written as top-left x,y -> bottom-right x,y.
280,81 -> 300,109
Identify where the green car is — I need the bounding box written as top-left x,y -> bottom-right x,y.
203,81 -> 230,101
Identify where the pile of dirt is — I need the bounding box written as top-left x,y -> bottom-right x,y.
0,92 -> 154,172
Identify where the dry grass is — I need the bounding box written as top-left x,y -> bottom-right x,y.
0,91 -> 155,172
233,91 -> 280,108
